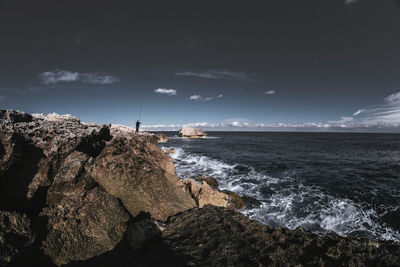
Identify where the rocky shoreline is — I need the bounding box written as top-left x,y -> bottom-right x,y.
1,110 -> 400,266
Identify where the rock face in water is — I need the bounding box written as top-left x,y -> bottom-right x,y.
1,110 -> 399,266
179,126 -> 207,138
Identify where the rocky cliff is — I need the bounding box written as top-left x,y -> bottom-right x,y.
1,110 -> 399,266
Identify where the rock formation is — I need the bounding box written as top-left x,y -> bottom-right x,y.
179,126 -> 207,138
151,205 -> 400,266
0,110 -> 228,265
1,110 -> 399,266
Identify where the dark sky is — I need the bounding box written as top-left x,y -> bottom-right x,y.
1,0 -> 400,131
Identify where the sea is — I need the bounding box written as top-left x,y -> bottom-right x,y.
157,131 -> 400,241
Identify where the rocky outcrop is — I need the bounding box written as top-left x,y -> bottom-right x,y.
86,136 -> 196,221
0,110 -> 228,265
179,126 -> 207,138
152,205 -> 400,266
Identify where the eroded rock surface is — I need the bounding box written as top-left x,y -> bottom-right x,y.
0,211 -> 35,265
154,205 -> 400,266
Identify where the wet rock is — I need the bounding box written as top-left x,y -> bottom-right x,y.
164,148 -> 175,154
156,134 -> 169,143
183,179 -> 229,208
223,190 -> 245,209
0,211 -> 35,265
179,126 -> 207,138
241,195 -> 262,209
197,174 -> 219,187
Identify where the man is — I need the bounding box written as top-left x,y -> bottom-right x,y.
136,120 -> 141,134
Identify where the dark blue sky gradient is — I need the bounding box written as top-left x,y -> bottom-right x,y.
1,0 -> 400,130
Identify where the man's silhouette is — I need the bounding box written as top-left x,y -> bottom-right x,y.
136,120 -> 141,134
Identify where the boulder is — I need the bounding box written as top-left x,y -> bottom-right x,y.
179,126 -> 207,138
86,136 -> 196,221
183,179 -> 230,208
156,134 -> 169,143
197,174 -> 219,187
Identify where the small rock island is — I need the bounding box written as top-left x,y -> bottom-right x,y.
179,126 -> 207,138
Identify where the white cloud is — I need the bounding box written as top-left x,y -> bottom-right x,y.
175,70 -> 255,81
384,92 -> 400,104
353,109 -> 365,116
328,116 -> 354,124
189,94 -> 223,101
189,95 -> 201,100
80,73 -> 120,84
154,88 -> 177,95
39,70 -> 119,85
264,90 -> 276,95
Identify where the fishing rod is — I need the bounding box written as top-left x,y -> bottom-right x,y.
138,101 -> 142,121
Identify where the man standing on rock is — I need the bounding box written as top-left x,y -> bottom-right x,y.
136,120 -> 141,134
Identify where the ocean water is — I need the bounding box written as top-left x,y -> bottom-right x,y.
158,132 -> 400,241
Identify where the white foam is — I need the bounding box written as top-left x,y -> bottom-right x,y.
167,145 -> 400,241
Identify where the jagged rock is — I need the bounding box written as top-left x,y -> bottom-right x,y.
197,174 -> 219,187
42,187 -> 130,265
0,211 -> 35,265
0,110 -> 33,123
183,179 -> 230,208
86,136 -> 196,222
156,134 -> 169,143
164,148 -> 175,154
152,205 -> 400,266
179,126 -> 207,138
224,190 -> 245,209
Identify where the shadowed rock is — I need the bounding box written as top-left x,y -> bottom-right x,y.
0,211 -> 35,265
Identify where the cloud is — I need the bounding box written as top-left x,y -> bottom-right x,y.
175,70 -> 255,81
143,92 -> 400,132
189,94 -> 223,101
189,95 -> 201,100
0,96 -> 5,101
353,109 -> 365,116
39,70 -> 119,85
264,90 -> 276,95
344,0 -> 359,5
328,116 -> 354,124
154,88 -> 177,95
